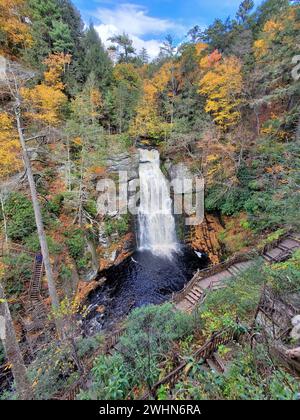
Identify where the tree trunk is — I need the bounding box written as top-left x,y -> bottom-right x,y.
14,102 -> 63,337
0,282 -> 33,400
0,192 -> 8,243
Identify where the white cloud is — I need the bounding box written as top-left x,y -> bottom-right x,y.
93,3 -> 183,59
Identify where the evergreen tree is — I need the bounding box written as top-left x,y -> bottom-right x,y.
82,24 -> 113,91
236,0 -> 255,24
49,20 -> 73,53
108,33 -> 136,63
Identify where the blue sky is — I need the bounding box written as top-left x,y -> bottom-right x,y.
73,0 -> 264,58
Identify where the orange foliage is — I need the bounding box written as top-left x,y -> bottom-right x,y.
0,0 -> 32,56
199,49 -> 222,70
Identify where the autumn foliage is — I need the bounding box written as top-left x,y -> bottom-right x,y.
21,53 -> 71,126
199,54 -> 243,129
0,0 -> 32,56
0,112 -> 21,180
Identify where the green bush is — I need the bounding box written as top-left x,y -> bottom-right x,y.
104,216 -> 129,237
64,229 -> 85,260
28,343 -> 79,400
3,193 -> 37,241
174,345 -> 299,400
75,335 -> 104,359
118,304 -> 194,388
46,194 -> 64,216
2,252 -> 33,297
200,262 -> 264,333
78,353 -> 130,400
24,233 -> 63,255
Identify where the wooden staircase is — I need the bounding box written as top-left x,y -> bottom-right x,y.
30,255 -> 44,303
22,254 -> 47,338
174,234 -> 300,313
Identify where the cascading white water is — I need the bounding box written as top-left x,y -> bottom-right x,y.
138,149 -> 178,257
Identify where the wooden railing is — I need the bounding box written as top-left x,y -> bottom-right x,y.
103,327 -> 126,354
172,253 -> 253,304
140,326 -> 243,400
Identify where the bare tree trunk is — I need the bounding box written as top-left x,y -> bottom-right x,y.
0,282 -> 33,400
0,192 -> 8,243
66,136 -> 71,192
14,102 -> 63,337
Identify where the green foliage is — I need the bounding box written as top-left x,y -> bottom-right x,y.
175,344 -> 299,400
82,304 -> 194,399
64,228 -> 85,260
118,304 -> 194,388
264,250 -> 300,294
46,194 -> 65,216
3,193 -> 37,241
78,353 -> 130,400
200,263 -> 264,333
82,24 -> 113,92
2,253 -> 33,297
75,335 -> 104,359
28,342 -> 79,400
24,233 -> 62,255
104,215 -> 130,237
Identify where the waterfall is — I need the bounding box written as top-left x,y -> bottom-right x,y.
138,149 -> 178,257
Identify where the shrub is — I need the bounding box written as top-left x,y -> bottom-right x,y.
104,215 -> 129,237
119,304 -> 194,388
64,229 -> 85,260
78,353 -> 130,400
3,193 -> 37,241
174,345 -> 299,400
200,262 -> 264,333
28,343 -> 79,400
2,252 -> 33,297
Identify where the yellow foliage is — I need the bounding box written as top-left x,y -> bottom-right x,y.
152,62 -> 173,92
195,42 -> 208,56
0,0 -> 32,56
43,53 -> 71,90
199,56 -> 243,129
254,10 -> 299,60
129,78 -> 169,139
21,84 -> 67,126
253,39 -> 268,59
21,53 -> 70,126
0,112 -> 21,180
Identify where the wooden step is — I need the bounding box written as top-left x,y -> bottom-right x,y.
230,265 -> 241,276
262,253 -> 273,262
190,289 -> 202,299
185,294 -> 197,305
193,286 -> 204,295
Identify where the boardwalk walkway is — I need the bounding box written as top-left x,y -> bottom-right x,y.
174,233 -> 300,313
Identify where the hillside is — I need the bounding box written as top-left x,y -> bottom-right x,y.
0,0 -> 300,402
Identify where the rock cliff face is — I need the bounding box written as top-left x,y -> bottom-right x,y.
95,150 -> 139,271
188,214 -> 224,264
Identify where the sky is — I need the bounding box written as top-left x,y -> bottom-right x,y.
73,0 -> 264,59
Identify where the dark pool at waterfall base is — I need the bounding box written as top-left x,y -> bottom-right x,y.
83,246 -> 209,335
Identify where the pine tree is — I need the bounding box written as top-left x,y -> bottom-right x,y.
82,24 -> 112,91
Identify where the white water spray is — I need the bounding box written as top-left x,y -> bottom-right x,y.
138,149 -> 178,257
